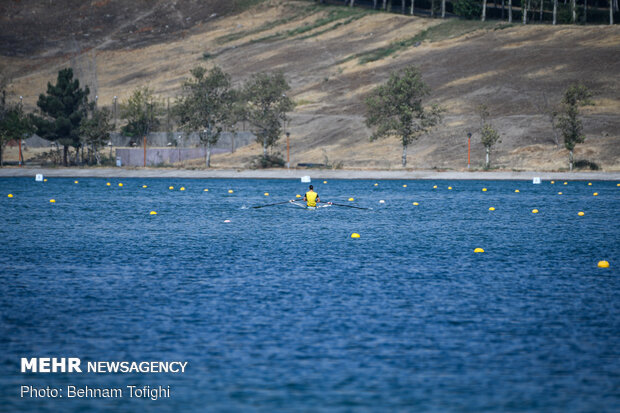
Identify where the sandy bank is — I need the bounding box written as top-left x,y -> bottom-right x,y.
1,168 -> 619,181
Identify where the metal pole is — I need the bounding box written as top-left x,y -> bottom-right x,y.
19,96 -> 23,167
286,132 -> 290,169
143,136 -> 146,167
467,133 -> 471,169
113,96 -> 117,129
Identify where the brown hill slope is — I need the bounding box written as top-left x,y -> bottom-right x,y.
3,0 -> 619,170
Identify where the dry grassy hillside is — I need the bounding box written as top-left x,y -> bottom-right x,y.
2,0 -> 619,170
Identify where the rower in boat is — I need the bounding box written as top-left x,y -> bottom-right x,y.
293,185 -> 331,208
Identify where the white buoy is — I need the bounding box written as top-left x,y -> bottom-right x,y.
532,177 -> 541,184
379,200 -> 385,204
35,174 -> 44,182
301,176 -> 311,183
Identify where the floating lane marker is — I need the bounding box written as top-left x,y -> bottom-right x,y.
351,233 -> 360,239
515,189 -> 520,193
348,197 -> 354,201
180,187 -> 186,191
296,194 -> 301,198
433,185 -> 437,189
564,182 -> 568,185
482,188 -> 487,192
106,182 -> 111,186
374,183 -> 379,187
224,219 -> 231,223
593,192 -> 598,196
532,209 -> 539,214
412,202 -> 419,206
7,194 -> 13,198
474,248 -> 485,253
598,260 -> 610,268
149,211 -> 157,215
489,207 -> 495,211
323,181 -> 327,184
204,189 -> 209,192
448,186 -> 452,190
379,200 -> 385,204
228,190 -> 234,194
588,182 -> 592,186
558,192 -> 563,195
264,192 -> 269,196
403,184 -> 407,188
74,180 -> 78,184
142,185 -> 148,188
118,183 -> 123,187
43,179 -> 47,182
551,181 -> 555,184
169,186 -> 174,190
50,199 -> 56,203
578,211 -> 585,216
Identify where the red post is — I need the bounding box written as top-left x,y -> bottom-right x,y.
143,136 -> 146,167
18,139 -> 23,167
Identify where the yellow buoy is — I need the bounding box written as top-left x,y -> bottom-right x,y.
374,183 -> 379,186
43,179 -> 48,182
106,182 -> 111,186
515,189 -> 520,193
588,182 -> 592,186
180,187 -> 186,191
228,189 -> 234,193
489,207 -> 495,211
403,184 -> 407,188
564,181 -> 568,185
142,185 -> 148,188
323,181 -> 327,184
482,188 -> 487,192
597,260 -> 610,268
558,192 -> 563,195
532,209 -> 539,214
617,183 -> 620,187
204,189 -> 209,192
149,211 -> 157,215
74,180 -> 78,184
578,211 -> 585,216
49,199 -> 56,203
8,194 -> 13,198
448,186 -> 452,190
296,194 -> 301,198
169,186 -> 174,190
551,181 -> 555,184
351,233 -> 360,239
433,185 -> 437,189
412,202 -> 419,206
264,192 -> 269,196
118,183 -> 123,187
593,192 -> 598,196
348,197 -> 354,201
474,248 -> 485,253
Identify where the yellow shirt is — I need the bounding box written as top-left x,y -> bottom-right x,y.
305,190 -> 318,207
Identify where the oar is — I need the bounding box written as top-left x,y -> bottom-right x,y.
252,200 -> 300,209
321,201 -> 370,210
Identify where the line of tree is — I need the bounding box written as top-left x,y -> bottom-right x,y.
364,65 -> 591,170
318,0 -> 617,24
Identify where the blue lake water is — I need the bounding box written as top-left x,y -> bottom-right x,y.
0,177 -> 619,412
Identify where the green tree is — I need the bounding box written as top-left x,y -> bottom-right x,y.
557,84 -> 592,171
243,72 -> 294,158
175,66 -> 235,167
480,124 -> 501,169
120,86 -> 163,145
365,66 -> 443,167
32,68 -> 89,166
80,106 -> 113,165
0,101 -> 33,167
454,0 -> 482,19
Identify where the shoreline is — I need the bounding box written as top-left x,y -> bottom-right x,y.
0,167 -> 619,180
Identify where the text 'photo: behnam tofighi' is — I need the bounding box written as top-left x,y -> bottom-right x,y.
0,0 -> 618,412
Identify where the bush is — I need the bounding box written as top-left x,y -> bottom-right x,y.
249,153 -> 285,169
453,0 -> 482,19
573,159 -> 600,170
